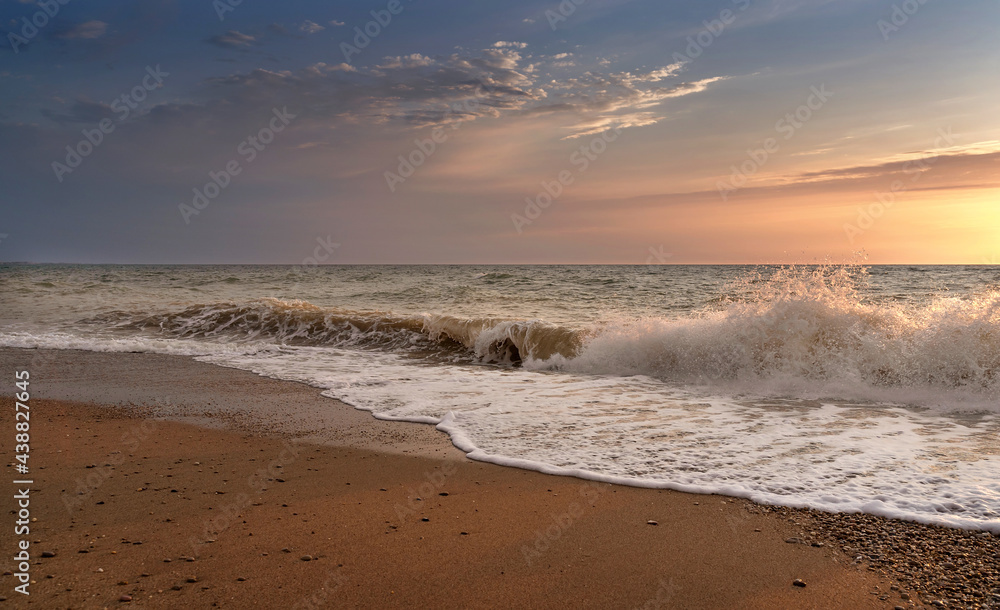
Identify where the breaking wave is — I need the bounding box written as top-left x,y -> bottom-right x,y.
551,265 -> 1000,406
81,265 -> 1000,405
91,299 -> 583,365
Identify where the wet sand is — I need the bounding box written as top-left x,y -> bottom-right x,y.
0,348 -> 901,608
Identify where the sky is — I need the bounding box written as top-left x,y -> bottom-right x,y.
0,0 -> 998,264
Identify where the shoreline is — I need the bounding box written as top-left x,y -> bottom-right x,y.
1,347 -> 994,607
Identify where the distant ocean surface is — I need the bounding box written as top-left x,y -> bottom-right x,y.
2,263 -> 999,531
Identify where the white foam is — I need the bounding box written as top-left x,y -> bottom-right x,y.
540,269 -> 1000,411
205,345 -> 1000,533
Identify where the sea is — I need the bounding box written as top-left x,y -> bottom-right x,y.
2,263 -> 998,532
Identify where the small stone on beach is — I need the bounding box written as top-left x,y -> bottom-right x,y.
793,579 -> 806,588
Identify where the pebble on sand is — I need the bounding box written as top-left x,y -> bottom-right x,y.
647,520 -> 658,526
119,594 -> 132,602
792,579 -> 807,588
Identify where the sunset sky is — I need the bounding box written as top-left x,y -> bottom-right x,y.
1,0 -> 998,264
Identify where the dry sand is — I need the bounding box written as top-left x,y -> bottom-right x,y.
1,348 -> 903,608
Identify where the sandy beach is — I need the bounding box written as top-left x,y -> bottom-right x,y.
0,347 -> 983,608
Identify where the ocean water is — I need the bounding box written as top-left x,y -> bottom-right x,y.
2,263 -> 999,531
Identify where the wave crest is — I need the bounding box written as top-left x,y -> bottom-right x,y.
93,298 -> 583,364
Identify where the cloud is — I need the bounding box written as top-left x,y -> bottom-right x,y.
207,30 -> 256,48
189,46 -> 724,140
52,20 -> 108,40
493,41 -> 528,49
375,53 -> 435,70
16,45 -> 725,180
542,71 -> 727,138
550,52 -> 575,68
791,144 -> 1000,185
643,61 -> 688,81
329,20 -> 346,27
299,21 -> 325,34
561,113 -> 664,139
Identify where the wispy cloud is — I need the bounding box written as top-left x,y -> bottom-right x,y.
790,147 -> 1000,185
206,30 -> 256,48
299,21 -> 325,35
192,47 -> 723,139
